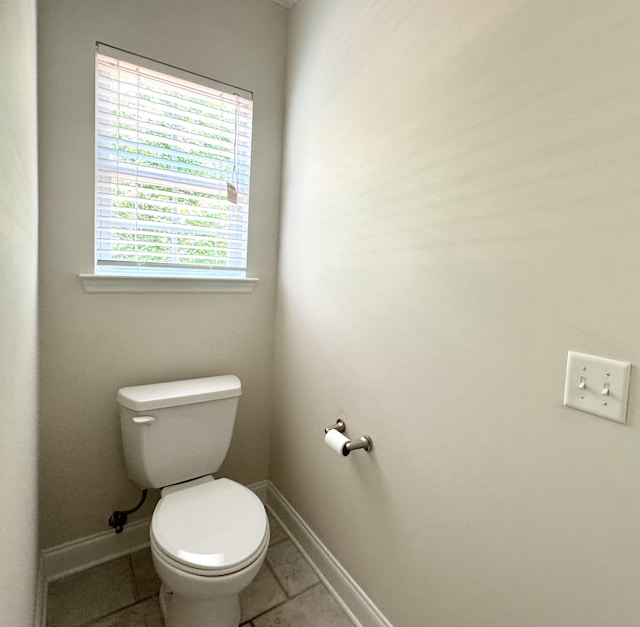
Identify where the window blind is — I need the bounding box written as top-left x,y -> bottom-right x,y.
95,44 -> 253,277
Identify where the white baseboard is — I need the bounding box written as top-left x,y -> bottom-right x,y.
36,516 -> 151,627
36,479 -> 390,627
265,481 -> 392,627
34,556 -> 47,627
249,479 -> 268,503
41,516 -> 152,584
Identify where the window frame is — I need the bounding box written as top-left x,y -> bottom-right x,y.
81,43 -> 258,294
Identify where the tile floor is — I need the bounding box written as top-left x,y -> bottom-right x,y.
46,511 -> 354,627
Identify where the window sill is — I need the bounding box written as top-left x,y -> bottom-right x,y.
79,274 -> 259,294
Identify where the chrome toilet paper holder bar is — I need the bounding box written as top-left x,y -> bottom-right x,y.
324,419 -> 373,454
344,435 -> 373,453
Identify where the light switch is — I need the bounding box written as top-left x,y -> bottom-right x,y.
563,351 -> 631,423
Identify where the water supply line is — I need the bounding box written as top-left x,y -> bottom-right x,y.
108,488 -> 148,534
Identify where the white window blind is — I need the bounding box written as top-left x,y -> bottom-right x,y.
95,44 -> 253,278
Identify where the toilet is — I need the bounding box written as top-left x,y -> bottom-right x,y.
117,375 -> 269,627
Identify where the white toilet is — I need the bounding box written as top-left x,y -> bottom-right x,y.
117,375 -> 269,627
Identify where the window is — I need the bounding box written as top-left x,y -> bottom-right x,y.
94,44 -> 253,282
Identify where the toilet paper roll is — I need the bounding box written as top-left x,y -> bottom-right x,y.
324,429 -> 350,456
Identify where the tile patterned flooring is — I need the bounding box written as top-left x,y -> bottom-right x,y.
46,511 -> 354,627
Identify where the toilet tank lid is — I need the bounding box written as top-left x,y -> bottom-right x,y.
117,375 -> 241,411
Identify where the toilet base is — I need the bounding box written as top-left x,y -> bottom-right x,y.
158,584 -> 172,621
159,582 -> 241,627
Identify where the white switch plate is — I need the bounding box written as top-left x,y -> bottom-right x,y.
564,351 -> 631,423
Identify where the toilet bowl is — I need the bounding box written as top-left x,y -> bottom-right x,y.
117,375 -> 269,627
150,477 -> 269,627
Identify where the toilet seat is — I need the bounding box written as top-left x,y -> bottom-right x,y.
151,477 -> 268,577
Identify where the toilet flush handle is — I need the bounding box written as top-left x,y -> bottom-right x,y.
132,415 -> 156,425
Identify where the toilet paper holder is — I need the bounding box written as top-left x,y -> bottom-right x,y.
324,419 -> 373,454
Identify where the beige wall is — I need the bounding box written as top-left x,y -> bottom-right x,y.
0,0 -> 39,621
38,0 -> 287,548
274,1 -> 640,626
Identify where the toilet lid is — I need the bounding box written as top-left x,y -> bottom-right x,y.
151,478 -> 268,575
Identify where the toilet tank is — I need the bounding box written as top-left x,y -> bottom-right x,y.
117,375 -> 241,488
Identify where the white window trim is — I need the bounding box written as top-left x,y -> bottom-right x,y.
79,273 -> 259,294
